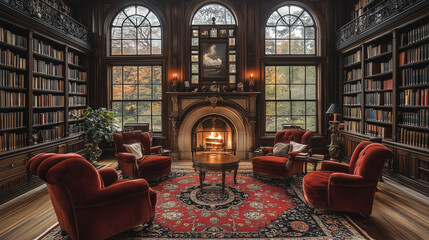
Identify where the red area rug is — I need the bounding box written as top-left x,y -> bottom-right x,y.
38,170 -> 373,239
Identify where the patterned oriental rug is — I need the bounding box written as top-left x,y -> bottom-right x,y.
38,169 -> 373,240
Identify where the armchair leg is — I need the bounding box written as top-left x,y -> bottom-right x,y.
359,213 -> 369,223
60,228 -> 67,236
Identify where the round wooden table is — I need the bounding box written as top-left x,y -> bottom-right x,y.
192,153 -> 239,192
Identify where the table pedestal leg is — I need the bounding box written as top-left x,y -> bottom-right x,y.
222,171 -> 226,192
199,171 -> 204,191
233,169 -> 238,184
313,161 -> 318,171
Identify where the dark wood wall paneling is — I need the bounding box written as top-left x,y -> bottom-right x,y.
85,0 -> 341,154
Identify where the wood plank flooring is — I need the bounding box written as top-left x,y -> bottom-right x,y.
0,158 -> 428,240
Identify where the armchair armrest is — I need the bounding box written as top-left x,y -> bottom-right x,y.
117,152 -> 136,162
77,179 -> 151,207
261,147 -> 273,155
329,173 -> 376,187
98,167 -> 118,187
150,146 -> 162,154
321,161 -> 349,173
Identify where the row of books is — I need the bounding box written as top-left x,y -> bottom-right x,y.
398,43 -> 429,65
344,68 -> 361,81
366,43 -> 392,58
0,27 -> 26,48
0,132 -> 26,152
399,89 -> 429,106
344,120 -> 361,133
365,79 -> 393,91
0,111 -> 24,130
43,0 -> 72,16
344,50 -> 361,66
33,111 -> 64,126
33,94 -> 64,107
343,107 -> 361,118
400,109 -> 429,128
69,96 -> 86,106
344,94 -> 361,105
343,82 -> 361,94
33,60 -> 63,77
33,39 -> 64,60
397,128 -> 429,148
69,82 -> 86,94
351,0 -> 373,19
365,108 -> 392,122
69,124 -> 84,136
0,90 -> 25,107
0,48 -> 27,69
67,52 -> 83,66
0,69 -> 24,88
37,126 -> 64,143
68,69 -> 87,81
33,77 -> 64,91
365,123 -> 391,138
399,22 -> 429,46
401,66 -> 429,86
69,108 -> 84,118
365,59 -> 392,76
365,92 -> 392,106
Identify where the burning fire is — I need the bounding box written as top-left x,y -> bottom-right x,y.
207,131 -> 222,139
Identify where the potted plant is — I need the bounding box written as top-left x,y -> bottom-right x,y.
72,107 -> 118,164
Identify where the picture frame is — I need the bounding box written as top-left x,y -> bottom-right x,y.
201,30 -> 208,38
200,40 -> 228,80
220,29 -> 227,38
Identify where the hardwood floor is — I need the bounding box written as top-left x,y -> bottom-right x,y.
0,157 -> 428,240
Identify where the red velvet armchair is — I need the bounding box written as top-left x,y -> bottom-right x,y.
302,141 -> 393,215
252,129 -> 314,179
114,130 -> 172,179
27,153 -> 157,240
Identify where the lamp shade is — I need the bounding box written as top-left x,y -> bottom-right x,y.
326,103 -> 341,115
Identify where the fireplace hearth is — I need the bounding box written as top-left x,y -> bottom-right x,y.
192,116 -> 235,155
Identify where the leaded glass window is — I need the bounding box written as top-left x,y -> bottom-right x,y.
265,65 -> 316,132
265,5 -> 315,55
111,5 -> 162,55
111,65 -> 162,132
192,4 -> 236,25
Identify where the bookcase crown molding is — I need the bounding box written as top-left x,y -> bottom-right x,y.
0,0 -> 90,49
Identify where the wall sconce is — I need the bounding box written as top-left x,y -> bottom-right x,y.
171,73 -> 178,92
249,73 -> 255,92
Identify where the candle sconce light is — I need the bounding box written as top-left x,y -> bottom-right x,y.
172,73 -> 178,92
249,73 -> 255,92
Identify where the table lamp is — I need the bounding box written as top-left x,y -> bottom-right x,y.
326,103 -> 341,122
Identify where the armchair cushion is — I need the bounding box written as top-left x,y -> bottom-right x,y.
273,143 -> 292,157
321,161 -> 350,173
123,142 -> 143,160
290,141 -> 308,152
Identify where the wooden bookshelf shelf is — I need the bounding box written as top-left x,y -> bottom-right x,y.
32,89 -> 64,94
33,122 -> 65,128
68,63 -> 86,70
0,64 -> 26,71
365,50 -> 392,62
365,105 -> 392,108
0,126 -> 27,133
398,37 -> 429,51
398,59 -> 429,69
365,71 -> 392,78
399,105 -> 429,109
365,89 -> 392,93
68,92 -> 86,96
33,72 -> 64,79
33,52 -> 64,64
365,120 -> 392,125
0,41 -> 27,52
398,83 -> 429,89
0,86 -> 26,91
343,78 -> 362,84
343,61 -> 361,69
343,116 -> 361,121
398,124 -> 429,131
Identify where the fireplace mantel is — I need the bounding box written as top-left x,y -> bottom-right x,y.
167,92 -> 261,120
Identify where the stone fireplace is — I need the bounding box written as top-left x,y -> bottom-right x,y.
167,92 -> 260,160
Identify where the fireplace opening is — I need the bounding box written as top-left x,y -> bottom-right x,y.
192,116 -> 236,155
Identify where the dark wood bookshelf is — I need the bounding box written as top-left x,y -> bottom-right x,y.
398,37 -> 429,51
0,126 -> 27,133
33,122 -> 65,128
343,61 -> 362,69
365,119 -> 393,125
398,59 -> 429,68
32,52 -> 64,64
33,72 -> 64,79
397,124 -> 429,131
398,83 -> 429,89
343,78 -> 362,84
0,86 -> 26,91
365,89 -> 393,93
32,89 -> 64,94
365,51 -> 392,62
0,64 -> 26,71
365,71 -> 393,78
0,41 -> 27,52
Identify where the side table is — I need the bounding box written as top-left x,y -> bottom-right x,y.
295,154 -> 326,173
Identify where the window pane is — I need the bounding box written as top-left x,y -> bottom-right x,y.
305,27 -> 315,39
306,116 -> 316,131
153,85 -> 162,100
191,4 -> 236,25
265,40 -> 275,54
138,116 -> 151,125
277,101 -> 291,115
276,40 -> 289,54
265,85 -> 275,100
124,115 -> 137,124
276,85 -> 289,100
277,116 -> 291,131
123,85 -> 138,100
306,66 -> 316,83
112,102 -> 123,115
292,101 -> 305,115
137,26 -> 150,39
276,26 -> 289,39
122,27 -> 136,39
266,101 -> 275,115
138,101 -> 151,115
292,66 -> 305,84
152,116 -> 162,132
292,116 -> 305,128
152,27 -> 161,39
123,66 -> 137,84
265,27 -> 275,39
152,40 -> 162,54
122,40 -> 137,55
290,26 -> 304,39
306,85 -> 316,100
123,101 -> 137,115
112,85 -> 122,100
152,101 -> 162,115
111,27 -> 121,39
139,66 -> 151,84
139,85 -> 152,100
265,66 -> 276,84
153,66 -> 162,84
305,40 -> 315,54
267,11 -> 281,26
276,66 -> 289,84
291,85 -> 305,99
111,40 -> 121,55
290,40 -> 304,54
112,66 -> 122,84
266,116 -> 276,132
306,101 -> 316,115
138,40 -> 150,54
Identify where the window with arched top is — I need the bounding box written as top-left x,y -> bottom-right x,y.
110,5 -> 164,132
190,3 -> 238,88
265,5 -> 316,55
264,4 -> 318,132
111,5 -> 162,55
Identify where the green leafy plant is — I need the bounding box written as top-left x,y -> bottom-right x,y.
73,107 -> 118,164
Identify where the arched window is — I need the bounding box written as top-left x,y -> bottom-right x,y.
190,3 -> 237,86
110,5 -> 163,132
265,5 -> 315,55
111,5 -> 162,55
264,4 -> 317,132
